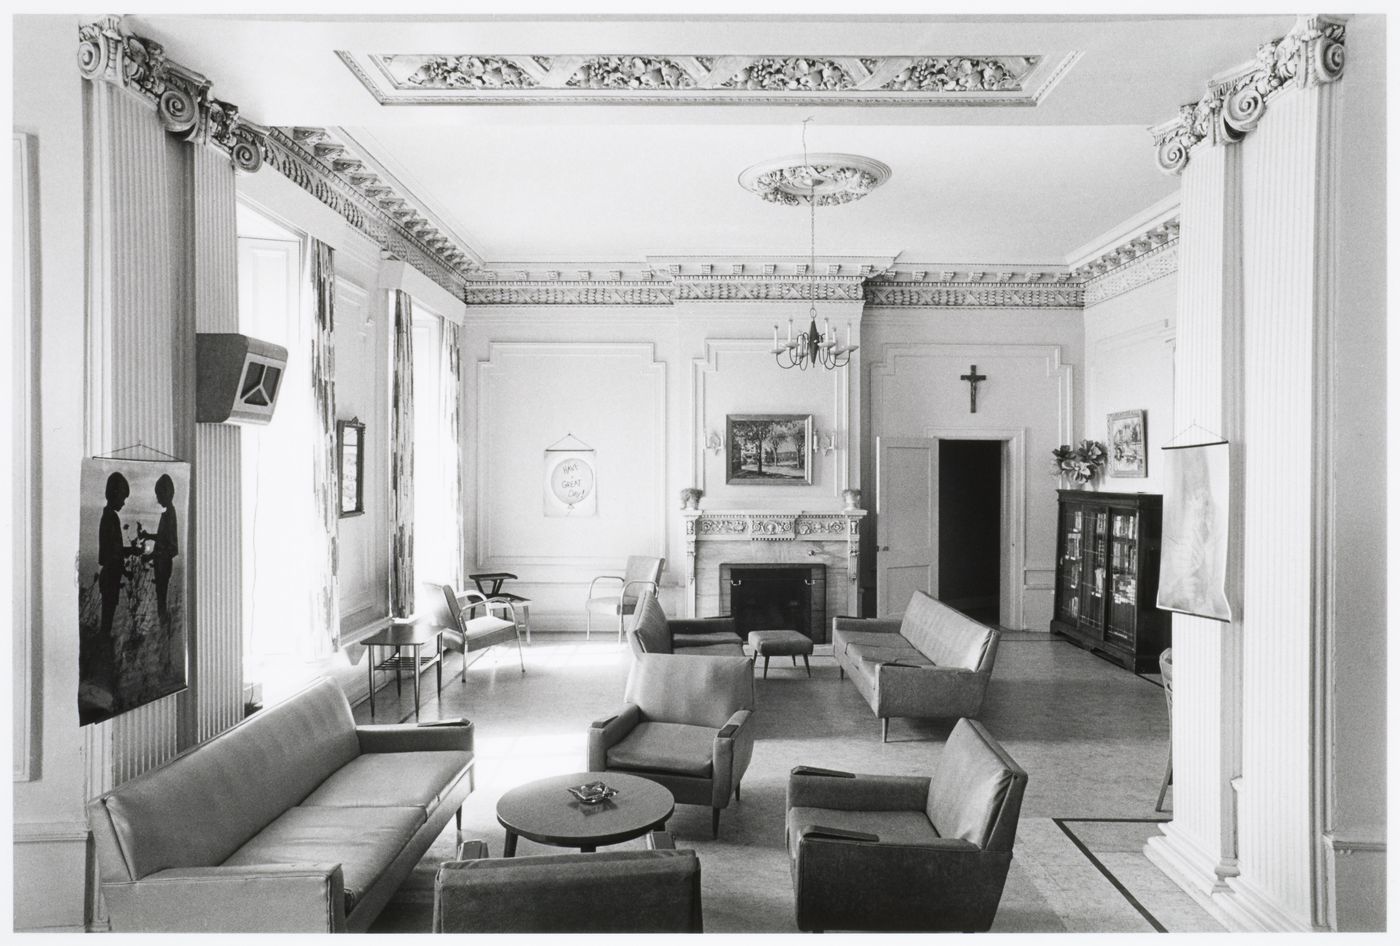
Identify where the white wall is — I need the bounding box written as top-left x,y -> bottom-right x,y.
460,300 -> 862,631
1084,276 -> 1176,495
12,15 -> 92,931
861,307 -> 1083,629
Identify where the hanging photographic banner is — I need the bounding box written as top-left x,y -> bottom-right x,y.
1156,440 -> 1232,622
77,457 -> 191,725
544,433 -> 597,518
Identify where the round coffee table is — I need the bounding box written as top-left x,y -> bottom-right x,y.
496,772 -> 675,856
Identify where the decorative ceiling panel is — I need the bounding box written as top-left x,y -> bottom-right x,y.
337,50 -> 1080,107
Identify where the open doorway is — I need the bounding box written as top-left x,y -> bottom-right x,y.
937,439 -> 1002,625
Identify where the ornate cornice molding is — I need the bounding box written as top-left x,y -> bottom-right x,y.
675,277 -> 866,303
463,282 -> 674,307
864,273 -> 1083,309
463,260 -> 1087,310
1151,14 -> 1346,175
1082,241 -> 1179,307
340,50 -> 1078,108
76,17 -> 475,300
266,128 -> 471,297
77,16 -> 268,172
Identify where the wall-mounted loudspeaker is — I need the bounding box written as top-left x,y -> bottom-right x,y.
196,333 -> 289,425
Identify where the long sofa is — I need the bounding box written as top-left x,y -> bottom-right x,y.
833,591 -> 1000,741
627,591 -> 746,658
85,676 -> 475,933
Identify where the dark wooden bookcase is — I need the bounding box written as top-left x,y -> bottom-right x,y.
1051,490 -> 1170,673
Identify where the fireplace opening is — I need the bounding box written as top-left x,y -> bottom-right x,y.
720,564 -> 827,642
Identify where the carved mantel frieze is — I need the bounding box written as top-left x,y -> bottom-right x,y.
1151,15 -> 1346,175
683,509 -> 866,580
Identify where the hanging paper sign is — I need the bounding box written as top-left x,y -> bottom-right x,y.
544,434 -> 597,518
1156,441 -> 1232,622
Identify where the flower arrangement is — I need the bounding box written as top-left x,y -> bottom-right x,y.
1052,440 -> 1107,485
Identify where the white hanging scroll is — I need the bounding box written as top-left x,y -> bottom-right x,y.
544,433 -> 597,518
1156,440 -> 1232,622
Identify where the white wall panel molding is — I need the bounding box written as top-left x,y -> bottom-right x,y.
690,338 -> 852,503
870,343 -> 1073,444
475,341 -> 667,570
13,133 -> 40,782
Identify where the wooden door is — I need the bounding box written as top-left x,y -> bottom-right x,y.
875,437 -> 937,616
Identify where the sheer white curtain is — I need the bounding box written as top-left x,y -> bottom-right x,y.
237,216 -> 337,686
411,311 -> 462,598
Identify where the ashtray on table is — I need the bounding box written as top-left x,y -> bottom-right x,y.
567,781 -> 618,805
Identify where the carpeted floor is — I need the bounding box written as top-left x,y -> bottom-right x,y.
357,633 -> 1220,935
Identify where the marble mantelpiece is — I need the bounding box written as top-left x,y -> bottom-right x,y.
682,509 -> 866,627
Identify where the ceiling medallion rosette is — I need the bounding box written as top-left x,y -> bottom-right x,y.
739,154 -> 892,207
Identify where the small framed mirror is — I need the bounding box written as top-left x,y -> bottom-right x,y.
337,418 -> 365,518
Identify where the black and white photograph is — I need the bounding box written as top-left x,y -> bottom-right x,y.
8,9 -> 1387,940
76,457 -> 190,725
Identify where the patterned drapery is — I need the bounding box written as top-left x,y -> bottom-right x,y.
390,290 -> 416,618
310,239 -> 339,653
439,318 -> 464,586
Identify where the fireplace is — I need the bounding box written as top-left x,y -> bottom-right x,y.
720,564 -> 826,641
683,509 -> 865,646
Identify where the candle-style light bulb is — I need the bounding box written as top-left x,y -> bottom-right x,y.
773,324 -> 779,350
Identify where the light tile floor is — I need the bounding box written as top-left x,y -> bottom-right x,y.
360,634 -> 1222,936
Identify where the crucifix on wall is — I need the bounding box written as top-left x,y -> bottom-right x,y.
959,364 -> 988,413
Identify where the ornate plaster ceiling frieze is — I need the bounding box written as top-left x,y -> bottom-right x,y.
339,50 -> 1077,107
739,154 -> 892,207
1072,219 -> 1180,306
77,16 -> 268,172
267,127 -> 474,296
463,282 -> 674,306
1151,14 -> 1345,175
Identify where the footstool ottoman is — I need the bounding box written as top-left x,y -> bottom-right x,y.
747,630 -> 813,678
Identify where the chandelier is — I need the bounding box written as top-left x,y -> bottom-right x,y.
739,122 -> 889,371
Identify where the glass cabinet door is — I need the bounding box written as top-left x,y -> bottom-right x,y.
1078,508 -> 1108,637
1055,505 -> 1083,622
1104,510 -> 1140,645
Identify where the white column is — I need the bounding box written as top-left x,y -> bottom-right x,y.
192,146 -> 245,743
1144,139 -> 1246,903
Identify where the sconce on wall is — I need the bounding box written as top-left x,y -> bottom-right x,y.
705,430 -> 724,454
816,431 -> 837,455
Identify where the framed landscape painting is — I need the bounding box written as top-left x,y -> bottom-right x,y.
1107,409 -> 1147,478
726,414 -> 812,484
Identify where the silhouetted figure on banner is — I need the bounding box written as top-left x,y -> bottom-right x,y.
140,473 -> 179,622
96,472 -> 130,696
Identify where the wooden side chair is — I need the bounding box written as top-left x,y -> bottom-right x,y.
441,584 -> 525,678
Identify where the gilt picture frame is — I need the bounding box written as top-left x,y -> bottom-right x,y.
725,414 -> 812,484
337,418 -> 366,517
1107,409 -> 1147,478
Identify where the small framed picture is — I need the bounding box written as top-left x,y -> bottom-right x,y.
725,414 -> 813,485
1107,410 -> 1147,478
337,418 -> 365,517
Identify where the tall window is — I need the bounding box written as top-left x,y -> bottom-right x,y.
235,204 -> 321,688
411,310 -> 450,590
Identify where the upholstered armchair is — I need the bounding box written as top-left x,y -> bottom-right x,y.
434,832 -> 702,933
585,555 -> 664,641
626,591 -> 745,659
588,652 -> 755,838
440,584 -> 525,677
785,718 -> 1028,933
